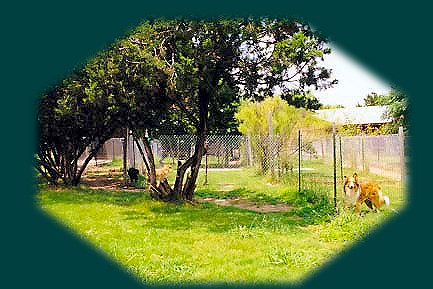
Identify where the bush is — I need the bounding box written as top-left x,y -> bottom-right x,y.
293,189 -> 335,224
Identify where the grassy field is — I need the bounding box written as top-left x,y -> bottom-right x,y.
37,162 -> 405,285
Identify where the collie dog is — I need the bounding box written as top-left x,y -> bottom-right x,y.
343,173 -> 390,213
155,164 -> 172,183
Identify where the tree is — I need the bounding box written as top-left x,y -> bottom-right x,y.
147,19 -> 336,199
357,92 -> 390,107
36,35 -> 171,186
338,123 -> 386,136
282,90 -> 322,110
235,95 -> 331,174
36,71 -> 121,185
384,87 -> 408,133
235,20 -> 337,100
36,18 -> 336,201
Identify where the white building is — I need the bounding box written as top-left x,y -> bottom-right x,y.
314,105 -> 392,125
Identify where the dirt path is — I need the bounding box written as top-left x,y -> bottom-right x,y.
82,164 -> 292,212
81,165 -> 144,192
197,197 -> 292,213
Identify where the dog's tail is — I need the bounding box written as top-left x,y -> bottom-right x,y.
383,195 -> 390,206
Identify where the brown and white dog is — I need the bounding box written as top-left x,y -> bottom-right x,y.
155,164 -> 172,183
343,173 -> 390,213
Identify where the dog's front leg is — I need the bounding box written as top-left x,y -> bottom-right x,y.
355,196 -> 367,214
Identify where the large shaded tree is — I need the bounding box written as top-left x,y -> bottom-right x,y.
36,34 -> 171,186
125,18 -> 336,201
36,18 -> 336,201
36,71 -> 121,185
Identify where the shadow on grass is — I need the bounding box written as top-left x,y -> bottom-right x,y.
196,187 -> 290,206
38,186 -> 151,206
145,204 -> 302,233
38,184 -> 334,234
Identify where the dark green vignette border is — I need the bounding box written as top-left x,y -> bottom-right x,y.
1,1 -> 429,288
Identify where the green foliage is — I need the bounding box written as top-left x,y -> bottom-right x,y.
237,20 -> 337,99
383,87 -> 408,133
281,91 -> 322,110
236,95 -> 329,136
357,92 -> 391,107
36,18 -> 337,192
36,23 -> 172,185
36,73 -> 121,185
235,95 -> 331,175
292,189 -> 335,224
355,88 -> 408,134
338,123 -> 387,136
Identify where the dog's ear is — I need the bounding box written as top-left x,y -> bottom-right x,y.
353,173 -> 358,182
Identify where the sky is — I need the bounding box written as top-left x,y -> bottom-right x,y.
312,44 -> 392,108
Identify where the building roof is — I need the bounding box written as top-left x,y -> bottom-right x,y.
314,105 -> 392,125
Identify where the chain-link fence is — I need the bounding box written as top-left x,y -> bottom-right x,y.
126,135 -> 244,171
340,134 -> 404,180
246,128 -> 406,206
85,129 -> 407,207
339,132 -> 406,205
78,138 -> 124,166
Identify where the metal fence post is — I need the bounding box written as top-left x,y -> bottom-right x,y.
298,129 -> 301,193
339,136 -> 343,181
268,111 -> 274,175
399,126 -> 405,196
246,133 -> 253,166
122,127 -> 128,184
361,134 -> 367,172
204,137 -> 208,185
111,139 -> 114,161
332,123 -> 337,211
132,134 -> 136,168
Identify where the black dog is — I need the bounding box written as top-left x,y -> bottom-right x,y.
127,167 -> 140,183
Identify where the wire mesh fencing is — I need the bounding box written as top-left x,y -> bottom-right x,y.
99,138 -> 124,161
86,129 -> 407,209
298,128 -> 338,202
340,134 -> 404,180
126,135 -> 245,171
78,137 -> 124,166
339,132 -> 406,205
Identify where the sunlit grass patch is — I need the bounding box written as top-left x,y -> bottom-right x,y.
37,164 -> 404,284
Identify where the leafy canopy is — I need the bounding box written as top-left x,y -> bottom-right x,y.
235,95 -> 330,137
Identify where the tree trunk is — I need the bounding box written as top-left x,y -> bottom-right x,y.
132,131 -> 176,200
133,137 -> 150,174
180,87 -> 209,200
131,86 -> 210,202
122,127 -> 128,184
140,137 -> 161,198
71,147 -> 100,186
181,133 -> 206,200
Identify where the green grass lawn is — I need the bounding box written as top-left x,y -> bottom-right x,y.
37,165 -> 405,285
